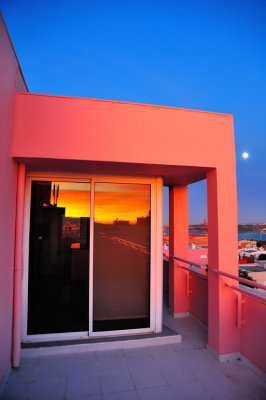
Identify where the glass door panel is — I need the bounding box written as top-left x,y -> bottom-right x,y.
93,183 -> 151,332
28,181 -> 90,334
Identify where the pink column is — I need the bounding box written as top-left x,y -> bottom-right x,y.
12,164 -> 26,368
207,167 -> 240,356
169,185 -> 189,315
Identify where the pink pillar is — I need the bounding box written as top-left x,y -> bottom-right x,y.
207,167 -> 240,356
169,185 -> 189,315
12,164 -> 26,368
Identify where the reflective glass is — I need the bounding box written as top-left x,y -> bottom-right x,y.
28,181 -> 90,334
93,183 -> 151,331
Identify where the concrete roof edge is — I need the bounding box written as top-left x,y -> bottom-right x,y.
16,92 -> 233,117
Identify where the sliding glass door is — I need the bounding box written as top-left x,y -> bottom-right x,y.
93,183 -> 151,332
24,176 -> 155,340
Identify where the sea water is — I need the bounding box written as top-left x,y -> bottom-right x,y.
163,230 -> 266,241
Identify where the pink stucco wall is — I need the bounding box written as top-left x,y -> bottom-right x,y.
189,275 -> 208,327
12,92 -> 235,176
240,294 -> 266,372
188,248 -> 208,265
0,14 -> 27,385
188,275 -> 266,371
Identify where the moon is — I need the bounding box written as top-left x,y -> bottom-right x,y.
242,152 -> 249,159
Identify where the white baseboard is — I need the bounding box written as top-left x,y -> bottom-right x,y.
207,345 -> 266,379
171,311 -> 190,318
207,345 -> 241,362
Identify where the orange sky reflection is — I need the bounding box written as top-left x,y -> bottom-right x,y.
50,183 -> 91,218
49,182 -> 150,223
94,184 -> 150,224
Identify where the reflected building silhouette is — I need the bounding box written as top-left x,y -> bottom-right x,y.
28,181 -> 90,334
137,216 -> 150,225
113,219 -> 129,226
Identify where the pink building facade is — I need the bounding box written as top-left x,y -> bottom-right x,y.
0,13 -> 265,387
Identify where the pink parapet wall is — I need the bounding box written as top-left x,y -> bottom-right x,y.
0,12 -> 27,385
12,92 -> 235,175
240,294 -> 266,372
163,248 -> 208,265
190,274 -> 208,327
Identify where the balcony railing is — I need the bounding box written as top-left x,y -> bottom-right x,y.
170,255 -> 207,279
169,255 -> 266,372
170,255 -> 266,303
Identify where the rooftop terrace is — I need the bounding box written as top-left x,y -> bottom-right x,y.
1,302 -> 265,400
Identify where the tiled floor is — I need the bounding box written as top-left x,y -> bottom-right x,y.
1,308 -> 265,400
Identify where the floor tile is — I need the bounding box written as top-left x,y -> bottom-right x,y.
125,351 -> 154,372
37,362 -> 69,379
148,344 -> 175,358
6,358 -> 40,385
6,367 -> 37,385
217,359 -> 255,377
130,365 -> 167,389
29,376 -> 67,400
137,385 -> 176,400
160,361 -> 197,385
170,381 -> 211,400
181,349 -> 225,379
68,358 -> 100,377
123,347 -> 150,358
2,308 -> 265,400
98,358 -> 127,375
1,382 -> 31,400
100,371 -> 134,394
39,354 -> 68,366
68,351 -> 97,363
150,350 -> 182,370
72,396 -> 101,400
66,374 -> 101,399
200,373 -> 243,400
96,350 -> 123,361
102,391 -> 138,400
20,357 -> 40,367
229,373 -> 266,400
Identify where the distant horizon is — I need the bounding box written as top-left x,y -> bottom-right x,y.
163,222 -> 266,227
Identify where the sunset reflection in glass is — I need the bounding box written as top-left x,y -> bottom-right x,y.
93,182 -> 151,332
28,181 -> 90,335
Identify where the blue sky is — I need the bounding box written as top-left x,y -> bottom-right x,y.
1,0 -> 265,224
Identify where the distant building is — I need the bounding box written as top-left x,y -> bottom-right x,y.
239,263 -> 266,292
189,234 -> 208,248
113,219 -> 129,225
163,233 -> 169,247
238,240 -> 257,248
137,216 -> 150,225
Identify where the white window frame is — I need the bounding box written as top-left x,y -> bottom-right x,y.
22,173 -> 163,342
